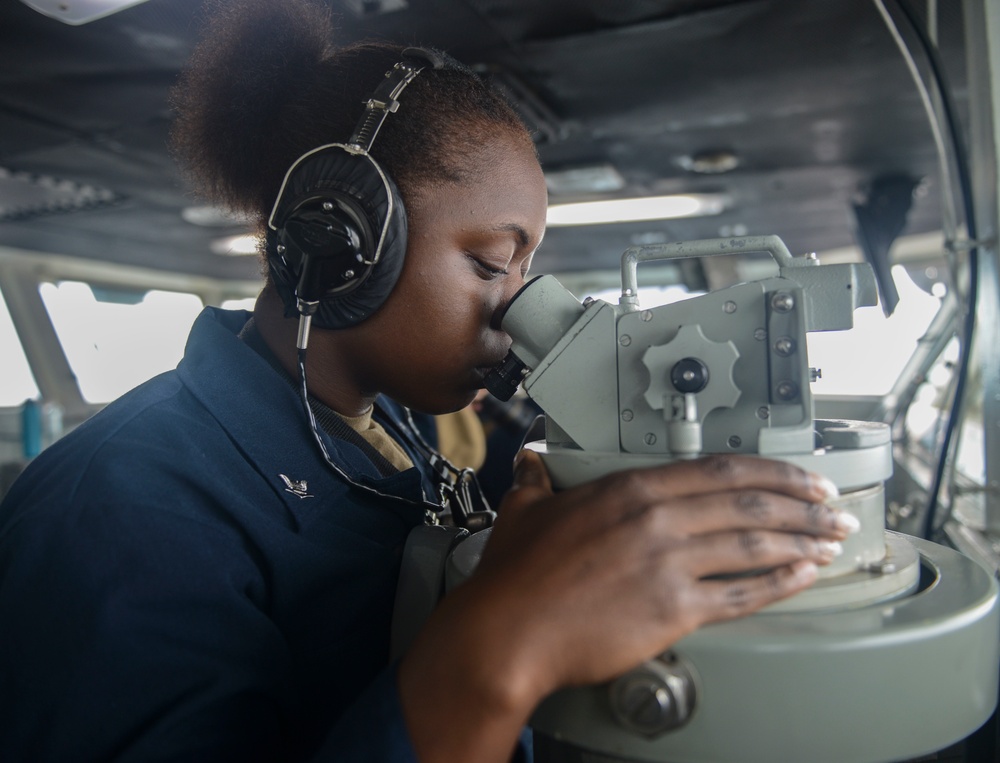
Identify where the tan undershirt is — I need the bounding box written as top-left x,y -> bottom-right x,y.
434,405 -> 487,471
339,407 -> 414,472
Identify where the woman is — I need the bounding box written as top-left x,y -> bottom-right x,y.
0,1 -> 854,761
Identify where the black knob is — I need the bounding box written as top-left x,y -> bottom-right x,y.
670,357 -> 710,394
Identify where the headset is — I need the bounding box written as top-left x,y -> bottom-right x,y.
266,47 -> 444,339
268,45 -> 494,533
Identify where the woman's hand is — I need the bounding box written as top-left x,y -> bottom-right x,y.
399,452 -> 856,762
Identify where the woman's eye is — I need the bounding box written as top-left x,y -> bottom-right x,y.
469,255 -> 509,278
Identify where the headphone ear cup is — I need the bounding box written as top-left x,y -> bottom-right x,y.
268,145 -> 408,330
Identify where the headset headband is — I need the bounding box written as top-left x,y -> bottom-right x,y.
350,47 -> 444,152
266,46 -> 444,267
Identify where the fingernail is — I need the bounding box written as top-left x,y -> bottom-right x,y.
835,511 -> 861,535
792,559 -> 818,582
817,540 -> 843,559
811,474 -> 840,500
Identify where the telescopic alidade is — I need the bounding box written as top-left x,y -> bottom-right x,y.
462,236 -> 999,763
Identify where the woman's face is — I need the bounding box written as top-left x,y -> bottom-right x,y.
340,130 -> 548,414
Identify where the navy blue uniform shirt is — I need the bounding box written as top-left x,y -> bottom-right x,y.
0,307 -> 490,762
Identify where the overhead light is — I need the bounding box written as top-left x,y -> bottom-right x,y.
546,194 -> 728,227
211,234 -> 259,257
182,205 -> 250,228
679,149 -> 741,175
545,164 -> 625,195
0,167 -> 119,221
19,0 -> 151,25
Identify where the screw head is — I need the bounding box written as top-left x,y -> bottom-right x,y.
621,409 -> 634,422
342,269 -> 355,280
644,433 -> 657,446
728,435 -> 742,449
776,380 -> 799,401
754,328 -> 767,341
620,334 -> 632,347
774,337 -> 796,357
723,300 -> 737,314
322,201 -> 334,212
641,310 -> 653,322
771,292 -> 795,313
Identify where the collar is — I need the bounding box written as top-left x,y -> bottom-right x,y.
176,307 -> 440,516
237,316 -> 401,478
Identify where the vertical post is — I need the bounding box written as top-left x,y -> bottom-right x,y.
963,0 -> 1000,534
0,264 -> 85,418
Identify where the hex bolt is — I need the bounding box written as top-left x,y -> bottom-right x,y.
620,334 -> 632,347
774,337 -> 796,356
621,409 -> 634,422
609,655 -> 696,737
617,682 -> 671,731
771,292 -> 795,313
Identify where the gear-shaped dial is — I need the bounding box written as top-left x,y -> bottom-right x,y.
642,324 -> 741,418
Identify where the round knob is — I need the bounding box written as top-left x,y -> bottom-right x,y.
609,654 -> 697,736
670,357 -> 710,393
642,323 -> 741,415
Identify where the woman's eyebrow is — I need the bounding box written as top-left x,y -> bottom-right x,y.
491,222 -> 531,247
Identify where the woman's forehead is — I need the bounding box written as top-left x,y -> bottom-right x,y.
407,143 -> 546,237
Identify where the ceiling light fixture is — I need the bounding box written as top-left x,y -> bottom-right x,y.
546,193 -> 728,226
18,0 -> 151,25
211,234 -> 259,257
181,205 -> 250,228
679,149 -> 741,174
544,164 -> 625,194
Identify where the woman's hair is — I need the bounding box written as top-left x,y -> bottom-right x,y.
169,0 -> 534,233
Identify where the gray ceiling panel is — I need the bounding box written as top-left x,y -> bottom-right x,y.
0,0 -> 968,286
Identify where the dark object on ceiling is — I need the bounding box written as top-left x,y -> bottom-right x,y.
0,0 -> 967,286
852,173 -> 922,317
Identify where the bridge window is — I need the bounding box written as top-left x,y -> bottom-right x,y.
39,281 -> 203,404
0,288 -> 40,406
806,265 -> 940,396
